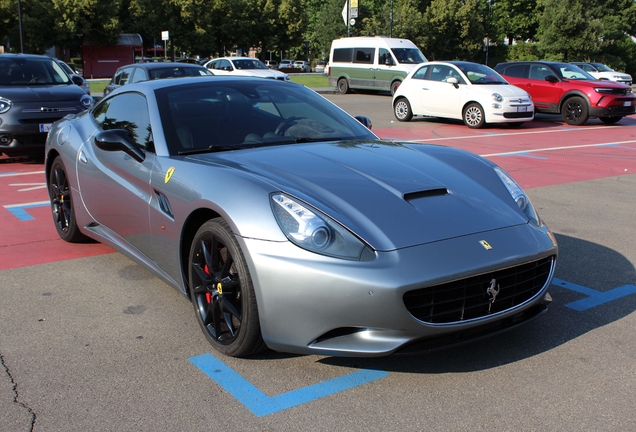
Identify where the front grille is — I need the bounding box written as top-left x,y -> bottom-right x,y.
403,256 -> 554,324
19,117 -> 67,125
503,111 -> 534,119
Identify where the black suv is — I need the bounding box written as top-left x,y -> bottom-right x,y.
495,61 -> 635,125
0,54 -> 94,157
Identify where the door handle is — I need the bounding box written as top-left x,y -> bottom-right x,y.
79,150 -> 88,164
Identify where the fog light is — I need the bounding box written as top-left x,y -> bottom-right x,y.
492,103 -> 502,109
0,135 -> 13,145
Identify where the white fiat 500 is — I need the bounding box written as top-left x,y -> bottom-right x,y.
393,61 -> 534,128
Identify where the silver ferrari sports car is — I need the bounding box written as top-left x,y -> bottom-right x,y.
45,76 -> 557,358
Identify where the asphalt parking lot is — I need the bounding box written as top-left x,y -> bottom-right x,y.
1,93 -> 636,431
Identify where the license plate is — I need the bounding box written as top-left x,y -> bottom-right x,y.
517,106 -> 527,112
39,124 -> 52,133
624,101 -> 632,107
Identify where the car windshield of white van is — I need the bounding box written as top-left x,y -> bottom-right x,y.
391,48 -> 427,64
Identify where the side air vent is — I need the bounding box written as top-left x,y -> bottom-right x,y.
155,191 -> 174,218
403,188 -> 448,201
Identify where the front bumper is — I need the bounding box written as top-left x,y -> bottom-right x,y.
240,222 -> 558,357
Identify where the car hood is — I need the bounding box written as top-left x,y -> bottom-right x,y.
472,84 -> 530,97
0,84 -> 86,102
190,141 -> 529,250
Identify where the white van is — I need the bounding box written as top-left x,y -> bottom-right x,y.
328,36 -> 427,95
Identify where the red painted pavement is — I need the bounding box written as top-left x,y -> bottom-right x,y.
2,114 -> 635,269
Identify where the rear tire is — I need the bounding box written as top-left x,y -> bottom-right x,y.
390,80 -> 401,96
337,78 -> 349,94
394,98 -> 413,122
48,156 -> 87,243
561,96 -> 589,125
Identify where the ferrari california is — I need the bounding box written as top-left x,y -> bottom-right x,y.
45,76 -> 557,358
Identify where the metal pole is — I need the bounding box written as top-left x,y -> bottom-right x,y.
390,0 -> 393,38
17,0 -> 24,53
347,0 -> 350,37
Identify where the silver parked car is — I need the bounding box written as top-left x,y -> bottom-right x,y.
45,76 -> 557,358
0,53 -> 94,158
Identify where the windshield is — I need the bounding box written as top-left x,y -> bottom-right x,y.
0,57 -> 72,86
231,59 -> 268,70
456,63 -> 508,85
591,63 -> 614,72
391,48 -> 427,64
156,80 -> 377,155
556,64 -> 596,80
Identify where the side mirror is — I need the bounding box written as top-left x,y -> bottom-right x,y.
71,75 -> 84,86
385,58 -> 394,66
94,129 -> 146,162
446,77 -> 459,88
354,116 -> 373,130
545,75 -> 559,83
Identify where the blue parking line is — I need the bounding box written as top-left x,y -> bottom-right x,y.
189,353 -> 389,417
552,278 -> 636,311
4,201 -> 49,221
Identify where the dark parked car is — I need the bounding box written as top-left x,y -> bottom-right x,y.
495,61 -> 635,125
103,62 -> 213,96
0,53 -> 94,158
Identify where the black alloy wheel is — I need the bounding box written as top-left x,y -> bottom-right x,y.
48,156 -> 87,243
189,219 -> 265,357
561,96 -> 589,126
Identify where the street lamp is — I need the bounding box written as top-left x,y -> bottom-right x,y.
18,0 -> 24,52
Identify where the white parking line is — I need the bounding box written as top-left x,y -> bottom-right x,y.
481,140 -> 636,157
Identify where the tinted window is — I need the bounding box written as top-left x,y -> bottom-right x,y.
378,48 -> 393,65
93,93 -> 153,150
130,68 -> 148,83
529,65 -> 554,80
501,64 -> 528,78
353,48 -> 375,64
333,48 -> 353,62
0,56 -> 71,86
118,67 -> 134,85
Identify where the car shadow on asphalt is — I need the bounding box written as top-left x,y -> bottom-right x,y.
312,232 -> 635,373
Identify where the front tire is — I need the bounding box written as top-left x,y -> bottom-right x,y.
189,219 -> 265,357
337,78 -> 349,94
49,156 -> 87,243
600,116 -> 622,124
561,96 -> 589,125
463,103 -> 485,128
394,97 -> 413,122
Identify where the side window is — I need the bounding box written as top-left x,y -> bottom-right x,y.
429,65 -> 454,82
353,48 -> 375,64
130,68 -> 148,83
112,69 -> 124,85
92,93 -> 153,151
378,48 -> 393,65
333,48 -> 353,62
118,67 -> 134,85
529,65 -> 553,80
221,60 -> 232,70
412,65 -> 429,80
502,64 -> 528,78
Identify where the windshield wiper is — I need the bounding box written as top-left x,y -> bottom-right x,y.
178,145 -> 243,155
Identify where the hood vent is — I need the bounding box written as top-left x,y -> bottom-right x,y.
404,188 -> 448,202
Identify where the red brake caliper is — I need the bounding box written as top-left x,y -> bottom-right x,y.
204,264 -> 212,303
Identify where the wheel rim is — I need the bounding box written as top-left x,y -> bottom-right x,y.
191,234 -> 242,345
565,101 -> 582,122
465,106 -> 482,127
395,101 -> 408,119
50,165 -> 72,234
338,79 -> 347,93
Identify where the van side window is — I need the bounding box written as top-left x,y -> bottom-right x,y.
333,48 -> 353,62
379,48 -> 393,65
353,48 -> 375,64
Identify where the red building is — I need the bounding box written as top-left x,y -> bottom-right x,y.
82,34 -> 144,79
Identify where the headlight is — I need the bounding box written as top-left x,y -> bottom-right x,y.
80,95 -> 94,108
271,193 -> 372,260
0,97 -> 12,114
595,88 -> 615,94
492,93 -> 503,102
494,167 -> 541,227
